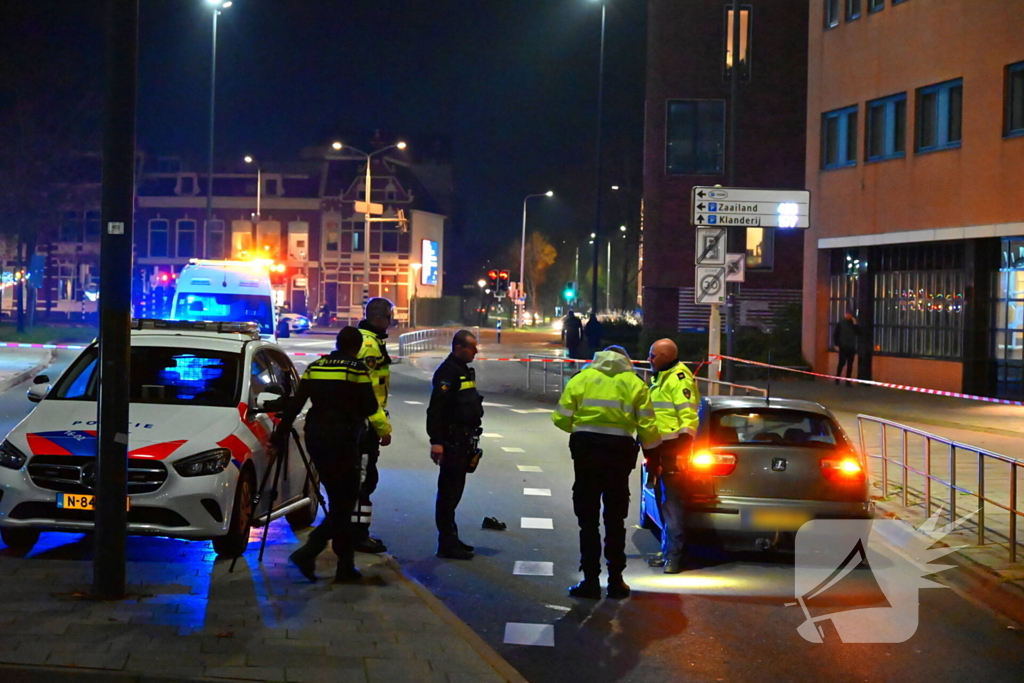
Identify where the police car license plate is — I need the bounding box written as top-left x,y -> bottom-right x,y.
57,494 -> 130,511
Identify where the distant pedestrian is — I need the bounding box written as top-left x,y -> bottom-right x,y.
563,309 -> 583,360
318,303 -> 331,327
833,310 -> 859,387
276,316 -> 291,339
584,312 -> 603,356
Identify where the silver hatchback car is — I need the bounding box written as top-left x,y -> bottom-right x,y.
640,396 -> 873,552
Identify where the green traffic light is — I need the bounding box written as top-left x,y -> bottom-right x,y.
564,289 -> 574,300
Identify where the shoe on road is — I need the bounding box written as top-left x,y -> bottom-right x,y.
606,577 -> 631,599
663,556 -> 684,574
354,537 -> 388,554
482,517 -> 507,530
289,549 -> 318,582
436,546 -> 474,560
568,579 -> 602,600
647,554 -> 666,568
333,566 -> 364,583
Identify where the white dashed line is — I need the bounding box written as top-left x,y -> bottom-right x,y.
503,623 -> 555,647
501,447 -> 526,453
513,561 -> 554,576
517,465 -> 543,472
404,401 -> 424,405
482,401 -> 512,407
523,488 -> 551,497
482,433 -> 503,438
510,408 -> 553,414
521,517 -> 554,530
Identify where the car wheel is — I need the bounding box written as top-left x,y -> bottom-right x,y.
286,472 -> 321,528
213,467 -> 255,557
0,527 -> 40,554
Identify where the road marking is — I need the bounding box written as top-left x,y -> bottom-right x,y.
523,488 -> 551,497
511,408 -> 553,414
513,561 -> 554,576
404,400 -> 424,405
517,465 -> 543,472
482,401 -> 511,407
293,341 -> 330,347
482,433 -> 503,438
503,623 -> 555,647
502,447 -> 526,453
544,604 -> 571,612
521,517 -> 553,530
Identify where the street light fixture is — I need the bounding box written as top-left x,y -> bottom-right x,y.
518,190 -> 554,327
330,140 -> 409,310
205,0 -> 231,227
244,155 -> 261,220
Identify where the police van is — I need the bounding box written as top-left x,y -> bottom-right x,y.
0,319 -> 318,555
170,259 -> 278,339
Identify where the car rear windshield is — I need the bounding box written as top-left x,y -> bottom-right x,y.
174,293 -> 273,335
51,346 -> 241,407
710,409 -> 841,448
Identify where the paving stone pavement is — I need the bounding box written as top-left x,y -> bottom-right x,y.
0,531 -> 526,683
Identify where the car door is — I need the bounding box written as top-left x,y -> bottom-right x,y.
247,349 -> 281,513
264,349 -> 308,504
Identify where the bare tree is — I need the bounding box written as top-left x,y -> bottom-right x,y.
503,232 -> 558,313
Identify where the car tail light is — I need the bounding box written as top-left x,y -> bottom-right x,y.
821,456 -> 866,482
689,450 -> 737,476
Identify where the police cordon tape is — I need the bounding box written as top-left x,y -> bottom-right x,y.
711,354 -> 1024,408
0,342 -> 87,351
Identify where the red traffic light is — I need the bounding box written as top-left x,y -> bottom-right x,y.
488,269 -> 498,279
498,270 -> 509,280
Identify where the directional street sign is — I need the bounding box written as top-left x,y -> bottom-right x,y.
692,187 -> 811,229
695,228 -> 727,266
725,253 -> 746,283
695,266 -> 726,305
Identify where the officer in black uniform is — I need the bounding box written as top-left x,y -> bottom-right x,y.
426,330 -> 484,560
276,326 -> 379,583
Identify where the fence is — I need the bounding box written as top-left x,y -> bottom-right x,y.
395,326 -> 479,362
857,414 -> 1024,562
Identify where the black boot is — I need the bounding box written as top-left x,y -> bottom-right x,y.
354,536 -> 387,554
663,555 -> 684,574
289,545 -> 320,582
458,539 -> 475,552
568,576 -> 602,599
436,544 -> 474,560
334,565 -> 363,583
606,575 -> 631,599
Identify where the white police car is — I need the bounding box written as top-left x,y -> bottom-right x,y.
0,319 -> 318,556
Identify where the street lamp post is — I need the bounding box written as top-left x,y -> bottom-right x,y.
205,1 -> 231,225
244,155 -> 260,220
410,263 -> 422,328
518,190 -> 553,327
331,140 -> 407,313
477,279 -> 487,326
589,0 -> 607,314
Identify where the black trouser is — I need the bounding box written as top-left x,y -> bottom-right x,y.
303,423 -> 363,565
352,430 -> 381,540
655,437 -> 691,559
570,432 -> 639,578
436,438 -> 471,548
836,347 -> 856,382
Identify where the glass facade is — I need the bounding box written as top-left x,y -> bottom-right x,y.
828,249 -> 861,346
994,238 -> 1024,397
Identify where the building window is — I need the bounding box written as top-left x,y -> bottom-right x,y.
1005,61 -> 1024,137
324,219 -> 340,255
822,106 -> 858,169
380,227 -> 400,253
205,220 -> 224,259
866,93 -> 906,161
829,250 -> 861,349
352,228 -> 364,252
916,79 -> 962,152
825,0 -> 840,28
892,0 -> 907,4
179,175 -> 195,194
177,219 -> 196,258
60,212 -> 82,243
85,211 -> 101,242
846,0 -> 861,21
666,100 -> 726,175
723,6 -> 752,82
745,228 -> 773,270
149,219 -> 169,258
869,0 -> 884,12
265,178 -> 279,196
994,238 -> 1024,398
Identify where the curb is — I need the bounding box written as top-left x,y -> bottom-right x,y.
873,499 -> 1024,626
0,665 -> 227,683
384,555 -> 531,683
0,348 -> 58,395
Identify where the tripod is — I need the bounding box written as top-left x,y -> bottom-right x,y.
228,427 -> 325,573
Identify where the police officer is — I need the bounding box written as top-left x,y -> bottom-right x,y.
353,297 -> 395,553
426,330 -> 484,560
552,345 -> 661,599
277,326 -> 381,582
646,338 -> 700,574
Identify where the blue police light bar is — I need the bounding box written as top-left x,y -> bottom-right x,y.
131,319 -> 261,339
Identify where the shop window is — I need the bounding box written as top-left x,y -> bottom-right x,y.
828,250 -> 861,349
916,79 -> 963,152
1005,61 -> 1024,137
993,238 -> 1024,397
666,100 -> 726,175
822,106 -> 858,169
866,93 -> 906,161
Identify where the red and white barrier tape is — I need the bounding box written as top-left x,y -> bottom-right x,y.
712,354 -> 1024,407
0,342 -> 87,351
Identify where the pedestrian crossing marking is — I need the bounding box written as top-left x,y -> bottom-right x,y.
504,623 -> 555,647
517,465 -> 543,472
521,517 -> 554,530
482,401 -> 511,407
404,400 -> 424,405
513,561 -> 554,576
482,433 -> 503,438
523,488 -> 551,496
510,408 -> 553,414
502,447 -> 526,453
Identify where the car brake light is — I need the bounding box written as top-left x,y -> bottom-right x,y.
688,450 -> 737,476
821,456 -> 865,482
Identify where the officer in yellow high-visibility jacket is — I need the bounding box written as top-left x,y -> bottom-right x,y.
552,345 -> 662,600
353,297 -> 394,553
647,338 -> 700,574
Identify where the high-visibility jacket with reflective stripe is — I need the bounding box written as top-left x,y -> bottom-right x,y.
650,360 -> 700,442
551,350 -> 662,450
274,352 -> 379,440
356,323 -> 392,437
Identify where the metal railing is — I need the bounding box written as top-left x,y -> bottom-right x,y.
396,326 -> 479,362
524,354 -> 584,394
857,414 -> 1023,562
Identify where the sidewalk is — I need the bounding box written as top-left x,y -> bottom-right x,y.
0,347 -> 55,393
0,528 -> 526,683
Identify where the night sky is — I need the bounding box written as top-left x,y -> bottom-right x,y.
4,1 -> 646,288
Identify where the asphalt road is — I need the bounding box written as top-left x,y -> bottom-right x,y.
2,342 -> 1024,682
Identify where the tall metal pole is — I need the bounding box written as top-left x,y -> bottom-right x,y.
95,0 -> 138,600
590,2 -> 606,313
519,197 -> 528,327
256,166 -> 261,219
725,0 -> 743,382
205,8 -> 218,224
606,240 -> 612,310
363,157 -> 372,309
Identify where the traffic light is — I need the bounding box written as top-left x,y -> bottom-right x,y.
564,281 -> 576,301
497,270 -> 509,294
488,269 -> 499,290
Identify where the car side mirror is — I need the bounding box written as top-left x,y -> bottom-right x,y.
27,380 -> 50,403
252,383 -> 286,413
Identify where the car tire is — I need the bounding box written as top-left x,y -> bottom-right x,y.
213,467 -> 255,557
286,472 -> 321,529
0,527 -> 40,554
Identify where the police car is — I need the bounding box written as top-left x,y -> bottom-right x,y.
0,319 -> 318,556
